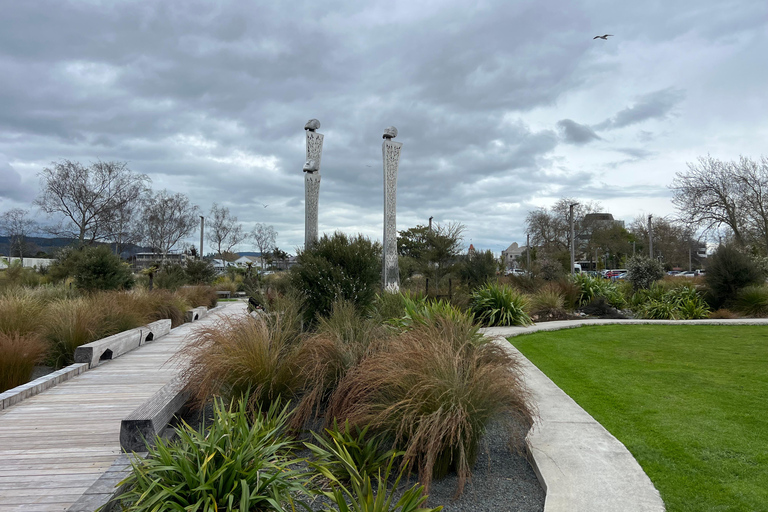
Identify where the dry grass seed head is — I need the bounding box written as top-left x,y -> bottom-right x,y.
327,316 -> 534,496
180,312 -> 304,410
0,332 -> 48,392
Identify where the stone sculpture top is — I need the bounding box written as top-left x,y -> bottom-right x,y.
383,126 -> 398,140
305,119 -> 321,132
303,159 -> 319,173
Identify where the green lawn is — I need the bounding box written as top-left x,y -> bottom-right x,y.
511,325 -> 768,512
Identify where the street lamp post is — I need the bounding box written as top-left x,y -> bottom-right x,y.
570,203 -> 579,274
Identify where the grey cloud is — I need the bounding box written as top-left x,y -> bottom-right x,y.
0,158 -> 36,202
556,119 -> 601,145
615,147 -> 653,159
594,88 -> 685,131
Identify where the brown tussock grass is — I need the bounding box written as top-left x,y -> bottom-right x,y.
177,286 -> 219,309
180,307 -> 305,410
0,332 -> 48,392
327,314 -> 535,496
292,300 -> 390,429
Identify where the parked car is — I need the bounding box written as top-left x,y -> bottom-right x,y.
675,271 -> 697,278
604,269 -> 627,280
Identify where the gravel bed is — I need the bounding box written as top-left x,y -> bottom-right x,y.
178,409 -> 545,512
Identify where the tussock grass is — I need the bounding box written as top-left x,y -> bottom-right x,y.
177,285 -> 218,309
734,285 -> 768,317
328,315 -> 534,496
293,300 -> 389,429
43,298 -> 99,368
0,289 -> 45,336
181,309 -> 305,410
470,282 -> 532,327
0,332 -> 48,392
131,288 -> 190,327
708,308 -> 740,319
529,284 -> 569,320
91,291 -> 148,337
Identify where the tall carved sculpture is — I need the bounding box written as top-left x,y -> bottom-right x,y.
303,119 -> 324,249
382,126 -> 402,292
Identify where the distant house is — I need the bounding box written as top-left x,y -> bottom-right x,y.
234,255 -> 260,268
128,252 -> 188,270
0,257 -> 55,270
501,242 -> 525,269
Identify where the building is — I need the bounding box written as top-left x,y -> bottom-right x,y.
0,257 -> 54,270
128,252 -> 188,270
501,242 -> 526,269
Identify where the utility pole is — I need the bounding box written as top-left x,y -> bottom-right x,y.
199,216 -> 204,259
632,241 -> 636,256
570,203 -> 578,274
648,215 -> 654,259
526,233 -> 531,271
428,216 -> 433,232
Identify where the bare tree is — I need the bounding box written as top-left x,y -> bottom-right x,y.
630,215 -> 696,268
734,156 -> 768,252
205,204 -> 247,258
671,156 -> 747,248
0,208 -> 37,265
140,190 -> 199,262
34,160 -> 150,246
526,198 -> 601,257
251,223 -> 277,269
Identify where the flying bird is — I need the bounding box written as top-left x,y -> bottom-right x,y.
593,34 -> 613,40
260,203 -> 269,208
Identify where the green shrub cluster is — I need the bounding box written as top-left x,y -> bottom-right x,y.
626,255 -> 664,290
632,284 -> 710,319
290,232 -> 381,323
572,273 -> 625,309
705,244 -> 764,308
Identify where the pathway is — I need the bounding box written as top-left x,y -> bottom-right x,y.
0,301 -> 247,512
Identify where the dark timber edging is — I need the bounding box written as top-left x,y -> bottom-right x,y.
120,376 -> 190,453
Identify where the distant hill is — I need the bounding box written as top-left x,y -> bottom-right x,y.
0,236 -> 151,259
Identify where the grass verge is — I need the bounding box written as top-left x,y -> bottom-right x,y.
511,325 -> 768,512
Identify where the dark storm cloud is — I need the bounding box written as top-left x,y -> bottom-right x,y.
594,88 -> 686,131
556,119 -> 601,145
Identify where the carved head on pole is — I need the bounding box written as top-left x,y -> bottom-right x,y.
382,126 -> 398,140
303,158 -> 319,173
305,119 -> 321,132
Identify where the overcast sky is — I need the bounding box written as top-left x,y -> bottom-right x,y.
1,0 -> 766,255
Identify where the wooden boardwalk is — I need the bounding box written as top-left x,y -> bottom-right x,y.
0,301 -> 246,512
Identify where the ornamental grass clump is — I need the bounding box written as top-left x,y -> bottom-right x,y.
327,314 -> 534,496
117,397 -> 310,512
529,284 -> 569,320
43,297 -> 100,368
0,289 -> 45,336
292,300 -> 389,429
393,295 -> 471,330
734,285 -> 768,317
180,304 -> 305,410
0,333 -> 48,392
633,283 -> 710,320
470,282 -> 532,327
177,285 -> 219,309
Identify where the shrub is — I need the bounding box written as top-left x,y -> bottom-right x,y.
470,282 -> 532,327
0,333 -> 48,392
290,232 -> 381,323
537,258 -> 564,281
633,284 -> 710,320
2,262 -> 43,287
734,285 -> 768,317
572,274 -> 626,309
705,244 -> 764,308
154,264 -> 188,291
328,316 -> 534,496
458,249 -> 497,288
117,398 -> 310,512
180,311 -> 305,410
73,245 -> 134,291
184,258 -> 217,285
626,255 -> 664,290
